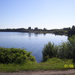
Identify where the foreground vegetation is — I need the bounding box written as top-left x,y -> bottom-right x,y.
42,35 -> 75,62
0,58 -> 74,72
0,47 -> 36,64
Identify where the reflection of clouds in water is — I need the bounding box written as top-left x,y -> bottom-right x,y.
29,37 -> 31,40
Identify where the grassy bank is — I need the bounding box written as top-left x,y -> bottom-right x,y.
0,47 -> 74,72
0,58 -> 74,72
0,50 -> 75,72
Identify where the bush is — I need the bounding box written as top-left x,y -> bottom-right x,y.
42,39 -> 75,62
57,41 -> 73,59
0,47 -> 36,64
68,35 -> 75,63
42,42 -> 58,62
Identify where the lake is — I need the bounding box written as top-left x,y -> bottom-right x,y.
0,32 -> 68,63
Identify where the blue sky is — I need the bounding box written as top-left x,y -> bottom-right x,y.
0,0 -> 75,29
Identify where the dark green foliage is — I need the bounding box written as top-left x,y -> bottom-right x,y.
68,35 -> 75,63
68,35 -> 75,47
42,42 -> 58,62
42,36 -> 75,62
54,29 -> 68,35
28,27 -> 31,30
0,47 -> 36,64
73,48 -> 75,63
34,27 -> 38,31
57,42 -> 73,59
68,25 -> 75,36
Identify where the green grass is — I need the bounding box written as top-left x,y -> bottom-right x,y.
0,58 -> 75,72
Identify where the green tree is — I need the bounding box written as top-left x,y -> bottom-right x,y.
28,27 -> 31,30
34,27 -> 38,31
43,28 -> 47,31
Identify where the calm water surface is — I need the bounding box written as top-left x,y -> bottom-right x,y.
0,32 -> 68,63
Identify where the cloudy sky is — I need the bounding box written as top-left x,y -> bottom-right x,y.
0,0 -> 75,29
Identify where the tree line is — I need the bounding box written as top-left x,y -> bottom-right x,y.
0,25 -> 75,35
68,25 -> 75,36
0,27 -> 47,32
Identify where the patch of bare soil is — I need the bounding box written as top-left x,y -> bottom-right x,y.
0,69 -> 75,75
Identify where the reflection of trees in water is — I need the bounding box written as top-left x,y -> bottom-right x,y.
28,33 -> 47,38
28,33 -> 31,40
28,33 -> 31,37
34,33 -> 38,37
34,33 -> 47,37
43,33 -> 46,36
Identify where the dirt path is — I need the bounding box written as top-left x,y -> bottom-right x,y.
0,69 -> 75,75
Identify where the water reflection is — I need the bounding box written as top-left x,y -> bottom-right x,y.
28,33 -> 31,37
34,33 -> 38,37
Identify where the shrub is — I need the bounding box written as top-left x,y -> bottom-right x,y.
68,35 -> 75,63
42,39 -> 75,62
0,47 -> 36,64
57,41 -> 73,59
42,42 -> 58,62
